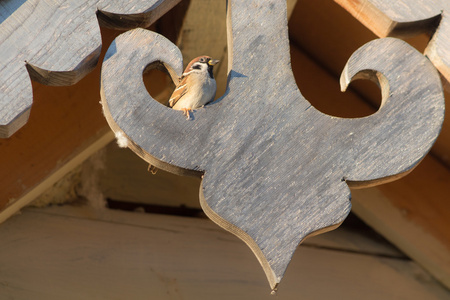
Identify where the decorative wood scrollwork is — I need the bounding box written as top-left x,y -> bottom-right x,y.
101,0 -> 444,290
0,0 -> 181,138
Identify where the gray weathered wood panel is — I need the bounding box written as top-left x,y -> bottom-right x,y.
335,0 -> 450,89
101,0 -> 444,290
0,0 -> 180,138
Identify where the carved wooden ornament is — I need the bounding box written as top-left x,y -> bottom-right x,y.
101,0 -> 445,290
0,0 -> 181,138
335,0 -> 450,87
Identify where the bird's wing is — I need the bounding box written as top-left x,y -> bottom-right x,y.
168,76 -> 189,107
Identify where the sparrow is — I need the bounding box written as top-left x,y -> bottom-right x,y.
169,56 -> 219,119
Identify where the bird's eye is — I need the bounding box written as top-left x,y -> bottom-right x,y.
200,58 -> 206,63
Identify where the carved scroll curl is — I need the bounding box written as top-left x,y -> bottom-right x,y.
335,0 -> 450,88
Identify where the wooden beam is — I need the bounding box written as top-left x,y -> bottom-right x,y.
0,205 -> 448,299
0,130 -> 114,224
95,142 -> 201,208
352,183 -> 450,290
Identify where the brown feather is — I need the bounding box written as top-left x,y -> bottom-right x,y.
169,76 -> 189,107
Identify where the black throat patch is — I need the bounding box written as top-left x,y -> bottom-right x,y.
207,64 -> 214,78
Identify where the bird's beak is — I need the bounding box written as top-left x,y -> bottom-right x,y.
208,59 -> 219,66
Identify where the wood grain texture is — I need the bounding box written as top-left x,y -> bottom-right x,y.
0,0 -> 180,138
101,0 -> 444,289
1,206 -> 449,299
334,0 -> 450,88
97,0 -> 181,29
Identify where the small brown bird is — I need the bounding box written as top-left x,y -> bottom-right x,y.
169,56 -> 219,119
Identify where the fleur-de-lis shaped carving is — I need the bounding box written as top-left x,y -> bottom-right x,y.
101,0 -> 444,290
335,0 -> 450,87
